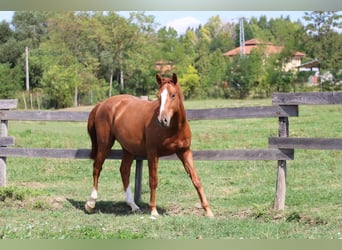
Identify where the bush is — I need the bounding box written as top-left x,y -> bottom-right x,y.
0,63 -> 22,98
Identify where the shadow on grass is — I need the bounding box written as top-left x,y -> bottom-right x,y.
66,198 -> 166,216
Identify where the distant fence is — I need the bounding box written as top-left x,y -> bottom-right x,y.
1,92 -> 341,210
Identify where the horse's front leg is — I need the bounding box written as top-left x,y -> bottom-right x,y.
120,150 -> 140,212
147,155 -> 159,217
177,149 -> 214,218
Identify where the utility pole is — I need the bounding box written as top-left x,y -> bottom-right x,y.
25,46 -> 30,91
239,18 -> 245,57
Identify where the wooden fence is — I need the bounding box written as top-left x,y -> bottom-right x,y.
1,92 -> 341,210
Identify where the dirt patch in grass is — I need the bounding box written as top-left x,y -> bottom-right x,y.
163,203 -> 207,217
19,181 -> 46,189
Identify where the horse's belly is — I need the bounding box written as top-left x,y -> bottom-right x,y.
117,138 -> 147,157
112,119 -> 147,157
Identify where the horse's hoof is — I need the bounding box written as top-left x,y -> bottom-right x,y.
129,203 -> 140,213
206,209 -> 214,218
151,209 -> 159,217
206,212 -> 214,218
132,208 -> 142,214
85,201 -> 95,214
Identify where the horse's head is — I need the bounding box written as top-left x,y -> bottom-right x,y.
156,73 -> 182,127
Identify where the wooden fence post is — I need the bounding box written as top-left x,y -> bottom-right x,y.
0,99 -> 18,187
274,115 -> 289,210
0,120 -> 8,186
134,159 -> 143,203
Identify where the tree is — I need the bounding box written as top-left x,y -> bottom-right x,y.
205,16 -> 236,53
269,16 -> 304,51
0,21 -> 13,43
96,12 -> 133,93
0,63 -> 22,98
227,48 -> 265,99
12,11 -> 49,48
179,65 -> 201,99
265,55 -> 293,94
201,49 -> 229,98
124,12 -> 158,96
193,25 -> 211,91
178,29 -> 198,76
0,37 -> 24,67
1,11 -> 327,104
155,27 -> 180,62
227,56 -> 251,99
303,11 -> 342,75
248,16 -> 273,42
42,12 -> 106,106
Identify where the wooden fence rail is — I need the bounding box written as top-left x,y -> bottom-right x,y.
0,92 -> 341,210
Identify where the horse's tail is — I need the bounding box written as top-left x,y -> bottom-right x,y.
88,103 -> 101,160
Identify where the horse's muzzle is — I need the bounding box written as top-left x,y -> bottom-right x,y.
158,115 -> 170,127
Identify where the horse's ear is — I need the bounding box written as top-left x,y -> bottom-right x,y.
156,74 -> 162,85
172,73 -> 178,85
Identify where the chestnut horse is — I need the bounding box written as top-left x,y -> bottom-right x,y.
85,73 -> 213,218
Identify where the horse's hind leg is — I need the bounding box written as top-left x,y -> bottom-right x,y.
85,137 -> 114,213
120,149 -> 140,212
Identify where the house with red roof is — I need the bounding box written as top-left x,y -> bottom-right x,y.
155,60 -> 176,75
223,38 -> 305,72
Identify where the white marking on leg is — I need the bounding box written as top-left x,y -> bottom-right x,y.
125,185 -> 140,212
91,188 -> 98,200
158,88 -> 168,121
151,209 -> 159,218
85,188 -> 97,212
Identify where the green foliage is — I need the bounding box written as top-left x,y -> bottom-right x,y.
41,64 -> 81,108
303,11 -> 342,73
226,50 -> 265,99
0,186 -> 40,201
0,20 -> 13,43
179,65 -> 200,99
0,63 -> 22,98
0,11 -> 341,104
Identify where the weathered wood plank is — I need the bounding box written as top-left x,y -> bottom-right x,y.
0,136 -> 15,147
0,147 -> 294,161
161,149 -> 294,161
273,92 -> 342,105
269,137 -> 342,150
0,148 -> 117,159
0,105 -> 298,122
190,149 -> 294,161
0,99 -> 18,110
186,105 -> 298,120
0,110 -> 89,122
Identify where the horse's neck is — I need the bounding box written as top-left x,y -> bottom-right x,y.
174,102 -> 187,128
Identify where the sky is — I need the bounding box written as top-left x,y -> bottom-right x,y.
0,11 -> 307,34
135,11 -> 307,34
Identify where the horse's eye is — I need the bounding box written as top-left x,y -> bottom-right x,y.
171,93 -> 176,99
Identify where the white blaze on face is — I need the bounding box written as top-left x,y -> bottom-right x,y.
159,88 -> 168,120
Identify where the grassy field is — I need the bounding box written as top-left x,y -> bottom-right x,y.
0,98 -> 341,239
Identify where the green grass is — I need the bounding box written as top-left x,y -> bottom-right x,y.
0,98 -> 341,239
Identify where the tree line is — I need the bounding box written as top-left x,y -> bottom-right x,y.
0,11 -> 341,108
